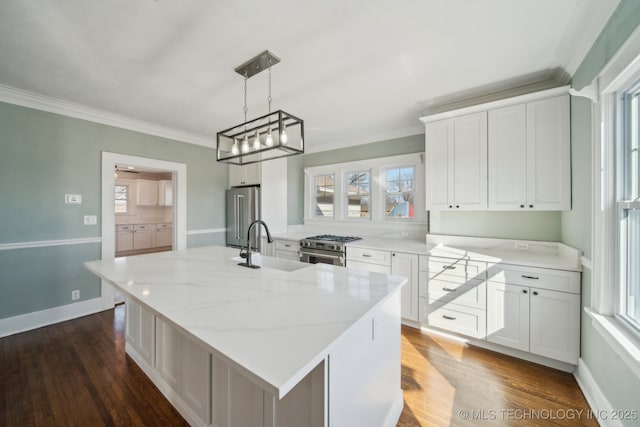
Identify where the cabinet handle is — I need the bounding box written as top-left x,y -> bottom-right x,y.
442,315 -> 456,320
529,204 -> 534,208
449,205 -> 453,209
362,254 -> 372,258
456,205 -> 460,208
521,275 -> 539,280
442,265 -> 456,270
522,289 -> 528,294
533,291 -> 539,296
442,287 -> 456,292
520,204 -> 525,208
284,244 -> 291,247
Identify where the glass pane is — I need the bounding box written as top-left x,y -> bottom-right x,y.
400,167 -> 414,180
347,196 -> 369,218
115,200 -> 127,213
386,194 -> 414,218
626,208 -> 640,326
315,174 -> 334,217
386,168 -> 399,181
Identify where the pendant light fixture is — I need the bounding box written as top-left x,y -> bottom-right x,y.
217,50 -> 304,165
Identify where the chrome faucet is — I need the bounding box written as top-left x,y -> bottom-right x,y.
238,220 -> 273,269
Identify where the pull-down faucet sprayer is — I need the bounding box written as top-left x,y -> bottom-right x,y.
238,220 -> 273,269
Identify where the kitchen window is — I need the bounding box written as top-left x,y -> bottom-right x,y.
304,153 -> 425,224
384,166 -> 415,219
314,174 -> 335,218
345,171 -> 370,218
115,185 -> 128,214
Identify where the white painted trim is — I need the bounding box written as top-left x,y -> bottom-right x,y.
0,297 -> 102,338
101,152 -> 188,310
419,86 -> 569,124
574,358 -> 624,427
186,228 -> 226,235
581,256 -> 593,270
0,237 -> 101,251
585,308 -> 640,380
0,84 -> 214,148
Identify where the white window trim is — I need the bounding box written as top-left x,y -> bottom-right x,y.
304,153 -> 426,224
585,25 -> 640,379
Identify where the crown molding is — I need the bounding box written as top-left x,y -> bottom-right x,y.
0,84 -> 215,148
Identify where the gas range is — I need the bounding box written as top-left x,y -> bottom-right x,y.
299,234 -> 362,253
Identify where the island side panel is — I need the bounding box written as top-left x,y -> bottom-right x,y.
328,289 -> 403,427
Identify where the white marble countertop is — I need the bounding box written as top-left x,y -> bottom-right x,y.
346,237 -> 430,255
85,245 -> 406,399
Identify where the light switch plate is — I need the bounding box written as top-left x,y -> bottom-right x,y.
84,215 -> 97,225
65,194 -> 82,204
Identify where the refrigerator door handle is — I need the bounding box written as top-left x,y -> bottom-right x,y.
237,194 -> 244,240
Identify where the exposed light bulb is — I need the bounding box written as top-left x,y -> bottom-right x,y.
231,139 -> 239,155
253,132 -> 261,150
280,124 -> 288,145
241,135 -> 250,153
265,129 -> 274,146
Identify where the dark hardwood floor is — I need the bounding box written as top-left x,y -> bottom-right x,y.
1,306 -> 595,426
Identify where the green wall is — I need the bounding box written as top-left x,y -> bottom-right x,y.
561,0 -> 640,422
0,102 -> 226,319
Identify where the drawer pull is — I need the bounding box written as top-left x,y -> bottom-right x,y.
442,265 -> 456,270
362,254 -> 372,258
522,289 -> 528,294
284,244 -> 291,247
522,275 -> 539,280
533,291 -> 539,296
442,287 -> 456,292
442,315 -> 457,320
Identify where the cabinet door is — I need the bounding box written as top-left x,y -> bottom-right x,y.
275,250 -> 300,261
125,298 -> 139,347
346,260 -> 391,274
453,112 -> 487,209
529,288 -> 580,364
487,282 -> 530,351
229,163 -> 261,187
138,305 -> 155,365
488,104 -> 528,209
116,227 -> 134,252
181,337 -> 211,424
526,95 -> 570,210
136,179 -> 158,206
133,225 -> 153,250
156,226 -> 172,247
156,318 -> 182,391
425,119 -> 453,210
391,252 -> 419,322
158,180 -> 173,206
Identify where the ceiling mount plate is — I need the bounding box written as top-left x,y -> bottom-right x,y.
234,50 -> 281,79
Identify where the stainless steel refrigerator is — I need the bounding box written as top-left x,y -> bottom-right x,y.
226,186 -> 260,250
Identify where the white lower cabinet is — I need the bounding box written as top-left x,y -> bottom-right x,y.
486,263 -> 580,364
156,317 -> 211,424
273,238 -> 300,261
347,247 -> 418,322
133,224 -> 155,250
125,298 -> 154,366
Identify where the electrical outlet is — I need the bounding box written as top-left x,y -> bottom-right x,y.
400,232 -> 409,237
71,290 -> 80,300
514,242 -> 530,250
84,215 -> 97,225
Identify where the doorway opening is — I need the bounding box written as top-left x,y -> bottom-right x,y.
101,152 -> 187,311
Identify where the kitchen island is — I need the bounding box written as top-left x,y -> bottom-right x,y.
85,245 -> 406,427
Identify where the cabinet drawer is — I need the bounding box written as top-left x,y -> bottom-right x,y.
346,260 -> 391,275
157,223 -> 172,230
134,224 -> 154,231
420,276 -> 486,309
117,225 -> 133,232
427,257 -> 486,280
420,298 -> 486,339
275,239 -> 299,252
347,247 -> 391,266
487,264 -> 580,294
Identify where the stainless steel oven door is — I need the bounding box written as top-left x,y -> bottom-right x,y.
299,247 -> 345,267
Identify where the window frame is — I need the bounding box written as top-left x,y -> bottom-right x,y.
114,184 -> 129,215
304,153 -> 425,224
344,169 -> 371,220
312,173 -> 336,220
382,165 -> 416,221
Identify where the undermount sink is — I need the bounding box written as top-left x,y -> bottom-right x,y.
230,254 -> 309,272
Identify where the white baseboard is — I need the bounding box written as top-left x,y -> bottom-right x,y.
574,358 -> 623,427
0,297 -> 104,338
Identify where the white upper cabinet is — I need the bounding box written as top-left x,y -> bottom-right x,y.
229,163 -> 261,187
488,95 -> 570,210
136,179 -> 159,206
425,111 -> 487,210
158,180 -> 173,206
422,87 -> 571,212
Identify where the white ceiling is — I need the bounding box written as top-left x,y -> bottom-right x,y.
0,0 -> 619,152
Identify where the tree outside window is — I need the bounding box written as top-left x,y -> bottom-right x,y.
384,167 -> 414,219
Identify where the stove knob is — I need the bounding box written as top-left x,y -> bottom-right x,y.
330,244 -> 337,251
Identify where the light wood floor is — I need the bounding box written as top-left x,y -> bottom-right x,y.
0,306 -> 595,426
